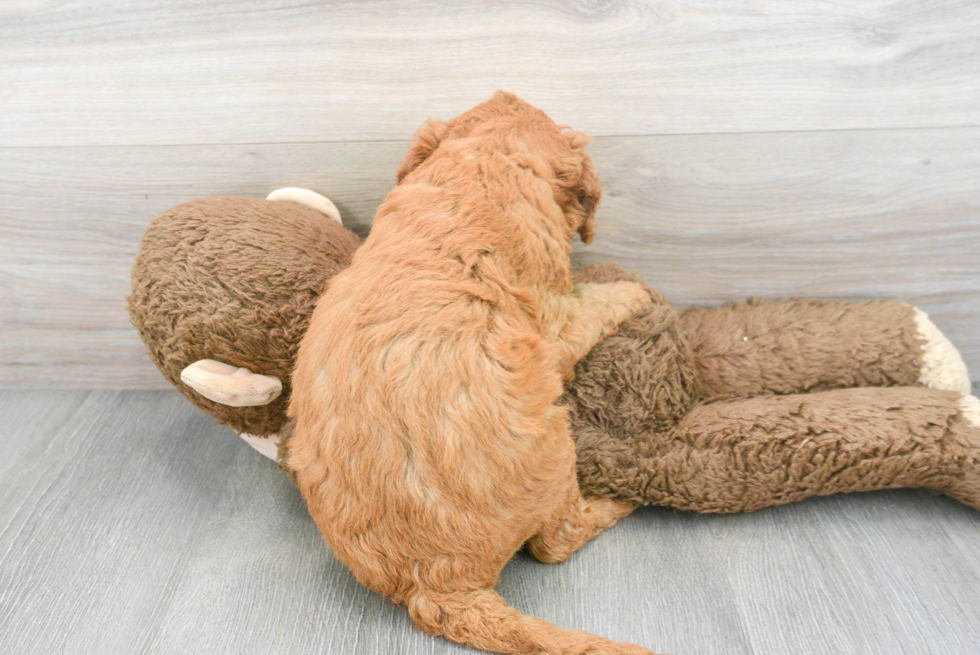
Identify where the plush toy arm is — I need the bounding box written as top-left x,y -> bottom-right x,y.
574,387 -> 980,513
679,298 -> 970,399
180,359 -> 282,407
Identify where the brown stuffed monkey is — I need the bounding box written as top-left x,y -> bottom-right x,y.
129,189 -> 980,514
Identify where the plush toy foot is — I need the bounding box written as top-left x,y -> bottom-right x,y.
266,187 -> 342,225
913,308 -> 971,394
238,432 -> 281,461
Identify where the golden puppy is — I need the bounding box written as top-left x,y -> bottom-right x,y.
289,92 -> 656,655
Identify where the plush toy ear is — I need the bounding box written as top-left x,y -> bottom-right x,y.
266,188 -> 342,225
396,117 -> 449,183
180,359 -> 282,407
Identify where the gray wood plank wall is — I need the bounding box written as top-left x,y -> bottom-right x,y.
2,0 -> 979,387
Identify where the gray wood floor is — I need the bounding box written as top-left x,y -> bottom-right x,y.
2,389 -> 979,655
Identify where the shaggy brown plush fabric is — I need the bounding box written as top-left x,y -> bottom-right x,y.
680,297 -> 924,398
563,265 -> 980,511
128,197 -> 360,436
562,266 -> 701,440
130,198 -> 979,514
571,384 -> 980,512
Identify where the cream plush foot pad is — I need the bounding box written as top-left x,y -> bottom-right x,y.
914,308 -> 971,394
959,394 -> 980,428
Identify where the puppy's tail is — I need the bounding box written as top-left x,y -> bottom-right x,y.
406,586 -> 658,655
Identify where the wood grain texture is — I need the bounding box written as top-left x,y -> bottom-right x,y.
1,390 -> 978,654
3,1 -> 980,147
2,128 -> 978,387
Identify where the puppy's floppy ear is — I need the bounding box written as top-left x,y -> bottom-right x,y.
396,117 -> 448,183
564,129 -> 592,152
564,130 -> 602,244
573,161 -> 601,243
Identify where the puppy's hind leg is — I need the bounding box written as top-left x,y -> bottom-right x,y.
529,488 -> 636,565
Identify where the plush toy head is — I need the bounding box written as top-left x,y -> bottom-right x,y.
129,196 -> 360,436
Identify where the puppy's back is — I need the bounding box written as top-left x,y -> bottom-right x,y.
289,237 -> 570,591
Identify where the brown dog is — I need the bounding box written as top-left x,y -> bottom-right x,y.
288,92 -> 656,654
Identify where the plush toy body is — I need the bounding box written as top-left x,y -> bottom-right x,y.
129,192 -> 980,513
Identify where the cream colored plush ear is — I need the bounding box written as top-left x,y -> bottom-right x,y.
180,359 -> 282,407
266,187 -> 342,225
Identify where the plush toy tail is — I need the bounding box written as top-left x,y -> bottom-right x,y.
405,587 -> 657,655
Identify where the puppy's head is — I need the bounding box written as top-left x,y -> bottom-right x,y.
396,91 -> 602,243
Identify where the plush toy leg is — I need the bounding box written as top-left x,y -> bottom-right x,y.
586,387 -> 980,513
948,395 -> 980,509
679,299 -> 970,398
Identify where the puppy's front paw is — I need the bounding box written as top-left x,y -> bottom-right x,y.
604,281 -> 653,323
